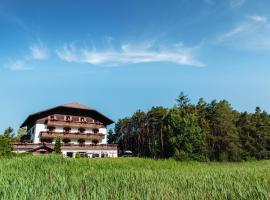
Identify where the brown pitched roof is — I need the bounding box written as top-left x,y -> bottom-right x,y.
61,102 -> 92,110
20,102 -> 114,127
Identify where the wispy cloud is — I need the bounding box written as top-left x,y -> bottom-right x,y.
204,0 -> 246,8
217,15 -> 270,51
4,40 -> 49,71
4,60 -> 31,71
229,0 -> 246,8
249,15 -> 267,23
56,41 -> 203,67
29,41 -> 49,60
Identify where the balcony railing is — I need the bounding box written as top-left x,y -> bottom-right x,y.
47,119 -> 105,129
40,131 -> 105,140
13,142 -> 118,150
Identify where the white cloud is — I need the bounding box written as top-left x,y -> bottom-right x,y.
4,40 -> 49,71
217,15 -> 270,51
29,41 -> 49,60
56,41 -> 203,67
4,60 -> 31,71
249,15 -> 267,23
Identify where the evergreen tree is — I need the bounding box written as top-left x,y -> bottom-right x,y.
0,136 -> 13,156
54,137 -> 61,154
3,127 -> 15,138
112,93 -> 270,162
164,106 -> 206,161
107,129 -> 115,144
208,100 -> 241,161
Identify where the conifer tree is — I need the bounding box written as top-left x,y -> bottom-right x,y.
54,137 -> 61,154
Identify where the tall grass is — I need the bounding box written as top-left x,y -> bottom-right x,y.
0,155 -> 269,199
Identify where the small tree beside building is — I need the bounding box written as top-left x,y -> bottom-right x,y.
0,136 -> 13,156
54,137 -> 61,154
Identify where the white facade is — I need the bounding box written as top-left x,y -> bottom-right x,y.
24,122 -> 117,158
29,123 -> 108,145
16,103 -> 118,158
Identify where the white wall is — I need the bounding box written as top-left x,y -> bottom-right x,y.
99,128 -> 107,144
32,123 -> 107,144
33,124 -> 46,143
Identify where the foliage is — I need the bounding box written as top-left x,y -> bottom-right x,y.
113,92 -> 270,161
54,137 -> 61,154
15,128 -> 28,142
0,135 -> 13,156
0,156 -> 269,199
75,152 -> 80,158
107,128 -> 116,144
3,126 -> 15,138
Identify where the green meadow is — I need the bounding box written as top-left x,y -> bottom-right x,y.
0,155 -> 269,200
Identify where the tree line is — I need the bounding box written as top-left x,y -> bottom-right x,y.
107,92 -> 270,161
0,127 -> 25,156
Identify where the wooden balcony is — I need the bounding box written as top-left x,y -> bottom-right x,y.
40,131 -> 105,140
13,143 -> 118,151
47,119 -> 105,129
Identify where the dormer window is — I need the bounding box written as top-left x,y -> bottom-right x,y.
79,117 -> 86,122
49,115 -> 57,121
65,115 -> 72,122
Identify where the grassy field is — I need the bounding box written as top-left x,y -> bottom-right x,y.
0,156 -> 269,200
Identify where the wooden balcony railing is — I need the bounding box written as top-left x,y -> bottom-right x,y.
40,131 -> 105,140
13,142 -> 118,150
47,119 -> 105,129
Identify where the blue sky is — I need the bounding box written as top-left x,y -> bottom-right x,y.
1,0 -> 270,132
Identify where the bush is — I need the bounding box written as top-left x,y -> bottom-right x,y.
0,136 -> 13,156
75,152 -> 80,158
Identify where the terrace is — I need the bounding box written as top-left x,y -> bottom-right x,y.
40,131 -> 105,140
13,143 -> 118,151
46,118 -> 105,129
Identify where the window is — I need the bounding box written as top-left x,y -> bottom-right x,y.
66,152 -> 73,158
62,138 -> 71,144
80,152 -> 87,158
65,115 -> 72,122
92,154 -> 99,158
63,127 -> 71,133
93,128 -> 99,134
47,126 -> 55,132
80,117 -> 86,122
49,115 -> 57,120
92,139 -> 99,145
78,128 -> 85,133
101,154 -> 108,158
40,138 -> 53,143
78,138 -> 85,144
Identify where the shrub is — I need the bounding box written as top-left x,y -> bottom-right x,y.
54,137 -> 61,154
0,136 -> 13,156
75,152 -> 80,158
